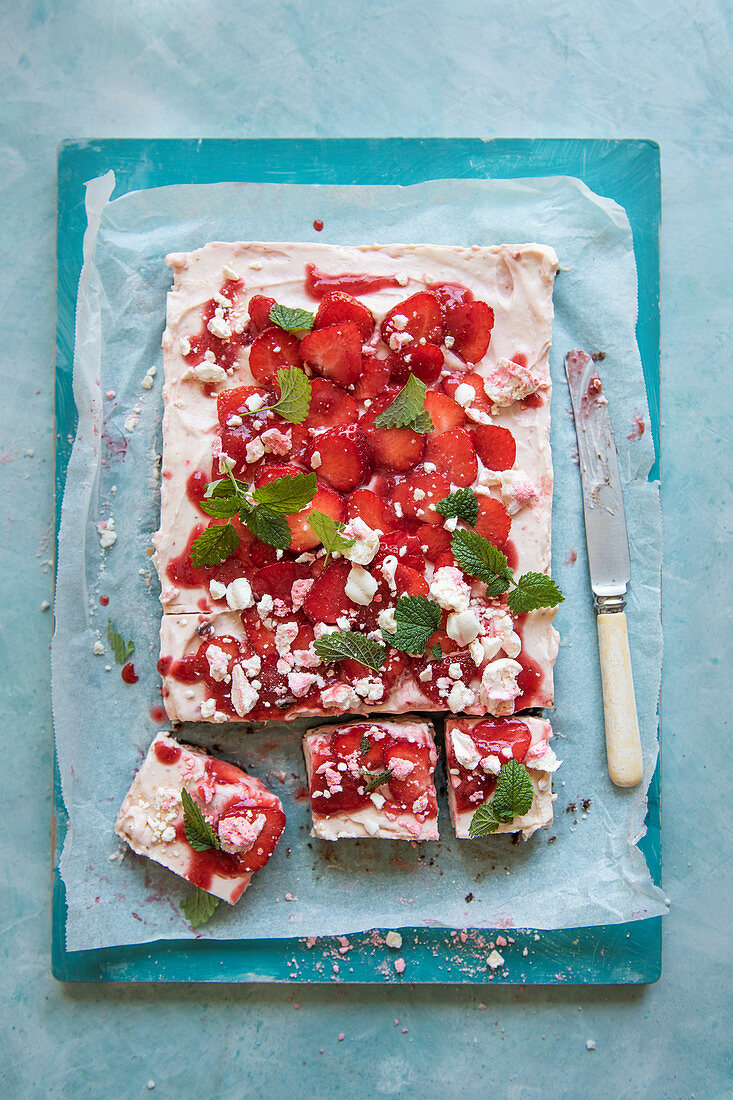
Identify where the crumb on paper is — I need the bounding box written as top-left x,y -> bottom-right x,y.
487,949 -> 504,969
586,1039 -> 597,1051
394,958 -> 406,974
385,931 -> 402,949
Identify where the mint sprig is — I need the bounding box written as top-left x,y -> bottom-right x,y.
191,471 -> 317,563
361,769 -> 393,794
313,630 -> 387,672
359,732 -> 371,757
450,529 -> 564,612
468,759 -> 535,838
308,511 -> 355,564
373,374 -> 434,433
269,304 -> 316,333
106,621 -> 134,664
384,595 -> 442,656
237,367 -> 312,425
435,487 -> 479,526
181,887 -> 220,929
181,788 -> 221,852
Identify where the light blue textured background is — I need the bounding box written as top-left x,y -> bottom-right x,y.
1,2 -> 730,1098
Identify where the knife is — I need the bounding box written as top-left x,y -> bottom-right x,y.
564,349 -> 643,788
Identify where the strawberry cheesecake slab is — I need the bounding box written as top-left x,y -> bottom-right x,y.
302,717 -> 439,840
445,716 -> 560,841
115,733 -> 285,903
155,241 -> 561,724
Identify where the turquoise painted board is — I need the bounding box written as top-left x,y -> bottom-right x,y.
53,138 -> 661,983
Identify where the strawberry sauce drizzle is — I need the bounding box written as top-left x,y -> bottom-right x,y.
304,263 -> 401,299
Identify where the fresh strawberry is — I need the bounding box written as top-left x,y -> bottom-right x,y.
450,300 -> 494,363
302,377 -> 359,429
229,804 -> 287,873
470,719 -> 532,762
314,292 -> 375,341
239,608 -> 278,663
346,488 -> 399,533
394,563 -> 430,597
254,461 -> 306,487
470,424 -> 516,470
380,292 -> 443,348
417,523 -> 451,562
302,561 -> 352,623
424,428 -> 478,487
249,327 -> 302,385
247,294 -> 277,335
216,385 -> 270,426
252,562 -> 311,607
382,737 -> 434,808
218,423 -> 262,475
360,393 -> 426,471
352,353 -> 391,399
442,370 -> 491,412
288,484 -> 346,552
332,726 -> 384,770
391,469 -> 451,525
475,496 -> 511,546
247,540 -> 280,568
299,322 -> 362,387
433,550 -> 456,570
389,343 -> 444,386
374,533 -> 425,573
423,391 -> 465,433
306,425 -> 370,492
418,652 -> 476,706
429,282 -> 474,332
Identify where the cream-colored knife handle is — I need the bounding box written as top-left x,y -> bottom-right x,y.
596,611 -> 643,787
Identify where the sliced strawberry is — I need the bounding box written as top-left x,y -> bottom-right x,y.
374,533 -> 425,573
299,322 -> 362,387
306,425 -> 370,492
423,391 -> 465,433
380,292 -> 443,348
442,371 -> 492,413
346,488 -> 399,533
332,726 -> 384,770
314,292 -> 375,341
228,804 -> 286,873
239,608 -> 278,663
475,496 -> 511,547
352,353 -> 391,399
288,484 -> 346,552
252,562 -> 311,607
392,469 -> 451,525
360,393 -> 425,472
394,564 -> 430,597
247,540 -> 280,568
418,652 -> 476,706
286,424 -> 312,465
470,424 -> 516,471
253,460 -> 306,487
249,327 -> 302,385
382,737 -> 434,808
216,385 -> 270,426
389,343 -> 444,386
434,549 -> 456,570
417,523 -> 451,562
247,294 -> 277,335
450,300 -> 494,363
470,719 -> 532,762
302,377 -> 359,429
429,282 -> 474,332
303,561 -> 352,623
424,428 -> 477,488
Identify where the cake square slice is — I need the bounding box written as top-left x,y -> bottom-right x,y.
115,732 -> 285,903
303,717 -> 439,840
155,241 -> 560,724
445,716 -> 560,840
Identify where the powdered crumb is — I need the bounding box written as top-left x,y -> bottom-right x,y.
394,958 -> 406,974
586,1039 -> 597,1051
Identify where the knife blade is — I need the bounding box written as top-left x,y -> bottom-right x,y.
565,349 -> 643,787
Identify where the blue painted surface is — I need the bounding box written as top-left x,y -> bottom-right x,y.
1,1 -> 730,1096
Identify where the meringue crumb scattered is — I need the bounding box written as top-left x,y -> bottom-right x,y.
385,931 -> 402,949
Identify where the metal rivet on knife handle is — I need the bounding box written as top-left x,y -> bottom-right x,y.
596,605 -> 643,788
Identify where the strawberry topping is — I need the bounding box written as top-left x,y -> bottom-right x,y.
470,424 -> 517,470
389,343 -> 444,386
424,428 -> 478,487
247,295 -> 277,335
346,488 -> 399,533
302,561 -> 352,623
314,291 -> 375,341
252,562 -> 312,607
423,391 -> 466,433
361,393 -> 426,471
448,719 -> 532,813
380,292 -> 443,348
303,377 -> 359,428
249,327 -> 302,385
299,322 -> 362,387
475,496 -> 511,547
306,425 -> 370,492
391,468 -> 451,524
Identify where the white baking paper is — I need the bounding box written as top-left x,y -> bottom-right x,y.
53,174 -> 667,950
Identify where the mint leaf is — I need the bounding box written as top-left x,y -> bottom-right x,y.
373,374 -> 434,433
436,487 -> 479,526
269,303 -> 315,333
308,511 -> 355,564
191,522 -> 241,566
507,572 -> 565,615
431,643 -> 442,662
359,732 -> 371,757
181,788 -> 221,852
361,769 -> 393,794
198,496 -> 243,519
386,595 -> 442,656
205,474 -> 248,500
181,887 -> 220,929
243,504 -> 292,550
450,529 -> 512,597
252,471 -> 316,515
313,630 -> 387,672
269,366 -> 312,425
106,621 -> 134,664
468,759 -> 535,838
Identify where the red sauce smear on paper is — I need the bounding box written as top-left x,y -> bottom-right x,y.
150,705 -> 167,724
313,219 -> 324,232
99,595 -> 109,607
121,662 -> 139,684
